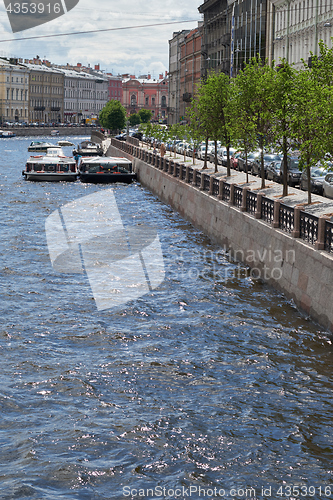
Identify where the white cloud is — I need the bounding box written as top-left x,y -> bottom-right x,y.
0,0 -> 201,75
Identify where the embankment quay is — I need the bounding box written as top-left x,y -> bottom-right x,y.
4,126 -> 93,136
107,137 -> 333,333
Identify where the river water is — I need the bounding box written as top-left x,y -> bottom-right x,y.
1,136 -> 332,500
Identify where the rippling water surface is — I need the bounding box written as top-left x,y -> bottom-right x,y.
1,137 -> 332,500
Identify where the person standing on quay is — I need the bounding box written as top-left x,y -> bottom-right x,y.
160,143 -> 166,157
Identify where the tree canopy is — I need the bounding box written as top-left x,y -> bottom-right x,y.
99,100 -> 127,132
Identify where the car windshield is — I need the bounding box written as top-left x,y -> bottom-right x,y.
248,152 -> 259,159
311,168 -> 327,177
264,154 -> 281,161
288,158 -> 300,170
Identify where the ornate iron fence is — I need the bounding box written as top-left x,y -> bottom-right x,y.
324,220 -> 333,253
300,211 -> 319,244
212,178 -> 219,197
195,171 -> 202,188
203,174 -> 211,192
279,204 -> 294,233
234,186 -> 243,207
222,182 -> 230,202
261,196 -> 275,223
246,190 -> 257,215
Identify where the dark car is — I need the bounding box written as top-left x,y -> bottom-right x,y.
266,160 -> 283,182
252,153 -> 282,177
237,151 -> 260,172
300,166 -> 328,194
280,156 -> 302,186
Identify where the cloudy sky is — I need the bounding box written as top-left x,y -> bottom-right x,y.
0,0 -> 202,76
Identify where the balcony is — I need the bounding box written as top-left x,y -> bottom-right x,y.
34,106 -> 45,111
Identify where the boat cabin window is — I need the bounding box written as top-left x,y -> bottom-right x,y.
83,163 -> 131,173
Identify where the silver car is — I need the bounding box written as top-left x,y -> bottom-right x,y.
323,173 -> 333,199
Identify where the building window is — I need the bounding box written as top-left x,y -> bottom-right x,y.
145,96 -> 149,105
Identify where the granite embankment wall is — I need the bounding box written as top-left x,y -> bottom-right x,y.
8,126 -> 93,137
107,141 -> 333,332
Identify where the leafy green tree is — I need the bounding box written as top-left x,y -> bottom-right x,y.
197,72 -> 232,174
270,60 -> 297,196
138,109 -> 153,123
128,113 -> 141,127
229,77 -> 257,183
99,100 -> 126,133
234,58 -> 275,188
291,61 -> 332,204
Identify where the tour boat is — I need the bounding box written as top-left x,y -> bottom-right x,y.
22,147 -> 78,182
0,130 -> 16,138
28,141 -> 55,152
73,140 -> 104,157
79,156 -> 136,184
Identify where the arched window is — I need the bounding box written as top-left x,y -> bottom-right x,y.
131,94 -> 136,107
161,95 -> 166,107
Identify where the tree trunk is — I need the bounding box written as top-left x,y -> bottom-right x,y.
307,161 -> 312,205
245,148 -> 249,184
282,134 -> 288,197
203,136 -> 208,170
260,136 -> 265,189
226,144 -> 231,177
214,140 -> 218,173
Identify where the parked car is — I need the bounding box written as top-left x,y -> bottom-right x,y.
266,160 -> 283,182
217,147 -> 236,167
300,166 -> 328,194
197,142 -> 214,161
237,151 -> 261,172
280,156 -> 302,186
252,153 -> 282,177
323,172 -> 333,198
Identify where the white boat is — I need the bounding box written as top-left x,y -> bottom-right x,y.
28,141 -> 55,152
51,130 -> 60,136
0,130 -> 16,138
22,147 -> 78,182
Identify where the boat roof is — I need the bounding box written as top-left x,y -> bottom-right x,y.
81,156 -> 131,164
27,148 -> 75,163
29,141 -> 54,146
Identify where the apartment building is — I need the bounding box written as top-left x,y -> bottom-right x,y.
25,60 -> 64,123
0,58 -> 29,125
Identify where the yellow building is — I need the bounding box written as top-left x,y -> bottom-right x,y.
0,58 -> 29,125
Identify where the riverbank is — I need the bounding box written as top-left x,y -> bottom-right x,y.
106,138 -> 333,333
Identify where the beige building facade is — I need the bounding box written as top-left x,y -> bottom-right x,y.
0,58 -> 29,125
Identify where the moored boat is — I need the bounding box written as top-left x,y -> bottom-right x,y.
0,130 -> 16,138
28,141 -> 55,152
22,147 -> 78,182
79,156 -> 136,184
73,141 -> 103,157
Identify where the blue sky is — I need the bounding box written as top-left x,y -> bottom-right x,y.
0,0 -> 201,76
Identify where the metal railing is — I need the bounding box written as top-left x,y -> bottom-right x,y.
110,138 -> 333,255
279,204 -> 294,233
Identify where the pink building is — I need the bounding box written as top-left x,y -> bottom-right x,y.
122,73 -> 168,122
107,74 -> 123,102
